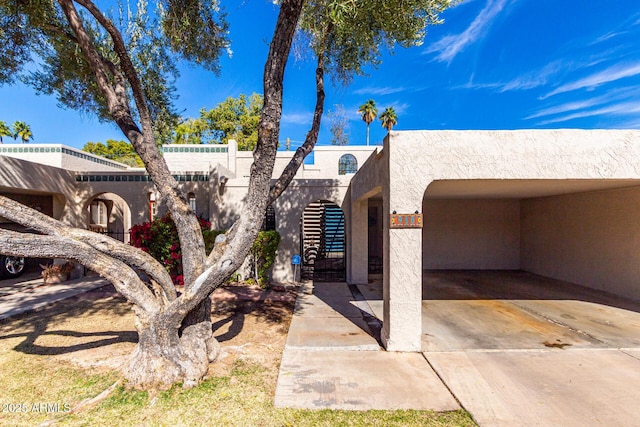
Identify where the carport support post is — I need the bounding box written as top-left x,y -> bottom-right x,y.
347,198 -> 368,284
381,223 -> 423,352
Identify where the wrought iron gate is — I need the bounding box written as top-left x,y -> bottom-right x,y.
301,201 -> 345,282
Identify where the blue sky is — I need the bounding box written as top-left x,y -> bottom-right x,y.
1,0 -> 640,150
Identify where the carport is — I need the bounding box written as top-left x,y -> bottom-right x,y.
422,178 -> 640,349
423,179 -> 640,296
347,129 -> 640,352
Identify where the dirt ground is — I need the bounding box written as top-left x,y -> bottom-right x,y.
0,283 -> 297,383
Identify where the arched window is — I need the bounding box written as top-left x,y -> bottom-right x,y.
262,205 -> 276,231
338,154 -> 358,175
188,192 -> 197,213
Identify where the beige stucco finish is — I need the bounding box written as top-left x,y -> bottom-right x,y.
422,199 -> 521,270
348,129 -> 640,351
521,186 -> 640,300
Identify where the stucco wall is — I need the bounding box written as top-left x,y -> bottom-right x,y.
0,156 -> 80,225
218,177 -> 348,283
233,145 -> 377,180
521,186 -> 640,300
162,145 -> 230,172
422,199 -> 520,270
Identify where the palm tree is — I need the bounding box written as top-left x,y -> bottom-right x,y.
357,99 -> 377,146
379,107 -> 398,133
12,121 -> 33,144
0,121 -> 11,144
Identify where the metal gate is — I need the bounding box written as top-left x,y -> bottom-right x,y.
301,201 -> 345,282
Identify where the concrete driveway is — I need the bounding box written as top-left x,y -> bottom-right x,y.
410,271 -> 640,426
272,271 -> 640,425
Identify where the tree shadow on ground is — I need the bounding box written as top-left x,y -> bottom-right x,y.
210,288 -> 296,343
0,284 -> 297,356
0,285 -> 137,356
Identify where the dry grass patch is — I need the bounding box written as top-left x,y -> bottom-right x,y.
0,284 -> 475,426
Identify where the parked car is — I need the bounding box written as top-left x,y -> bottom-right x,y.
0,255 -> 25,278
0,220 -> 29,279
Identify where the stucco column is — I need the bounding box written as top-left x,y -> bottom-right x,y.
62,194 -> 86,228
381,223 -> 423,352
347,198 -> 368,284
381,135 -> 426,352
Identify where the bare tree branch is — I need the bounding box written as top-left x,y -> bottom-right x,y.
268,52 -> 325,204
71,0 -> 207,284
0,229 -> 160,315
0,195 -> 176,301
168,0 -> 306,318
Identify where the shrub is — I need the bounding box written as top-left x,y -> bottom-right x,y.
129,214 -> 223,286
129,214 -> 280,288
248,230 -> 281,288
40,262 -> 75,284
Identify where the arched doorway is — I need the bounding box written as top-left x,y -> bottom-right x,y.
85,192 -> 132,243
300,200 -> 345,282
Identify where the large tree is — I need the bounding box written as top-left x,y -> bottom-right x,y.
328,104 -> 349,146
0,0 -> 452,390
379,106 -> 398,133
174,93 -> 263,150
83,139 -> 145,167
0,120 -> 11,143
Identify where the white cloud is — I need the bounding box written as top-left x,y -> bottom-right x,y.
281,111 -> 314,125
542,62 -> 640,98
591,30 -> 628,45
525,99 -> 601,120
424,0 -> 511,63
526,86 -> 640,122
455,60 -> 564,92
352,86 -> 406,96
535,101 -> 640,126
498,61 -> 565,92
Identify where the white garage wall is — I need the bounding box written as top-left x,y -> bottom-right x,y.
521,186 -> 640,300
422,199 -> 521,269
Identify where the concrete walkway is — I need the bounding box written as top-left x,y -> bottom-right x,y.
0,274 -> 109,321
276,273 -> 640,426
274,280 -> 460,411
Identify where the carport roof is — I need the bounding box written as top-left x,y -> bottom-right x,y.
424,179 -> 640,199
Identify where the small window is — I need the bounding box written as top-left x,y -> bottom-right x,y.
188,192 -> 197,213
338,154 -> 358,175
262,205 -> 276,231
149,192 -> 158,221
90,200 -> 108,226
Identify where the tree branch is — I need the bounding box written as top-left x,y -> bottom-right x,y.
71,0 -> 207,284
57,0 -> 120,112
0,229 -> 160,316
175,0 -> 306,317
268,52 -> 325,204
0,195 -> 176,302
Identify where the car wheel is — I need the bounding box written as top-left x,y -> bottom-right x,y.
1,255 -> 25,278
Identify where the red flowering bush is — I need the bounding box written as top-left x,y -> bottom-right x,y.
130,213 -> 281,288
130,214 -> 223,286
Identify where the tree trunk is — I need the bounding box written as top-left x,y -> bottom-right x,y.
180,297 -> 212,332
124,312 -> 219,389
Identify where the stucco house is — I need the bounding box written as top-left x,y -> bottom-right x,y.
2,128 -> 640,352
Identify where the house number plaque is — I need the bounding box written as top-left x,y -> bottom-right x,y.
390,213 -> 423,229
